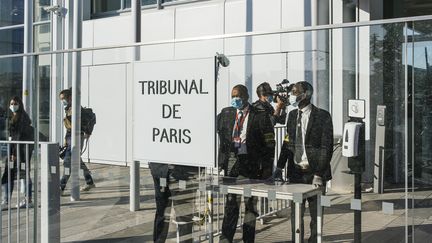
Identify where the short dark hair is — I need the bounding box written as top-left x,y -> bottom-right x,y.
256,82 -> 273,97
296,81 -> 313,99
60,88 -> 72,99
233,84 -> 249,100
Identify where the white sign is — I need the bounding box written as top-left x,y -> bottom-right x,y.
133,58 -> 216,167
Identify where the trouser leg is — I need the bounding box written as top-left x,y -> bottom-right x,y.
60,150 -> 71,191
220,193 -> 240,243
80,158 -> 94,185
242,196 -> 258,243
153,176 -> 171,243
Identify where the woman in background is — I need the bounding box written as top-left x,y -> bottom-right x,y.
1,96 -> 34,209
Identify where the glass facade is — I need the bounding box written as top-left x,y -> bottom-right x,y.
0,0 -> 24,27
1,1 -> 432,242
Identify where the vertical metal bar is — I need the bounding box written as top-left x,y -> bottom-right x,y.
16,144 -> 20,243
317,194 -> 322,243
23,0 -> 34,113
295,202 -> 301,243
71,0 -> 83,201
403,21 -> 409,243
32,55 -> 40,243
26,144 -> 30,243
7,144 -> 11,243
0,143 -> 2,243
130,161 -> 140,211
216,191 -> 220,233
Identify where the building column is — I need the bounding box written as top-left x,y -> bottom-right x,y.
22,0 -> 33,113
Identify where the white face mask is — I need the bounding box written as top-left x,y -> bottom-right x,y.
289,95 -> 299,107
9,105 -> 19,113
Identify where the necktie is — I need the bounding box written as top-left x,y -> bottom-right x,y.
234,111 -> 243,138
294,110 -> 303,164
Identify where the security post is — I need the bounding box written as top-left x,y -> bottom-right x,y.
342,99 -> 365,243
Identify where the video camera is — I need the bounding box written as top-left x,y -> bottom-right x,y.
273,79 -> 294,103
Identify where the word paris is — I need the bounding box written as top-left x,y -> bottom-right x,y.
138,79 -> 209,144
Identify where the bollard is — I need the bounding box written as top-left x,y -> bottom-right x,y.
41,143 -> 61,243
130,161 -> 140,211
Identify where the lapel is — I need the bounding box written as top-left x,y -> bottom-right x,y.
227,108 -> 236,136
305,104 -> 317,143
246,105 -> 255,139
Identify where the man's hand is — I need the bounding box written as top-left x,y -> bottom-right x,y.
274,96 -> 286,114
10,155 -> 16,162
312,175 -> 323,188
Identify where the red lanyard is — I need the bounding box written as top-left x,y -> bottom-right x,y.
234,110 -> 249,132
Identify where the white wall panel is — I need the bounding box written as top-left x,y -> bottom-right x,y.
88,64 -> 127,164
225,0 -> 246,33
82,21 -> 94,66
141,9 -> 175,42
287,52 -> 306,83
252,0 -> 281,31
225,35 -> 281,56
175,40 -> 223,59
175,3 -> 224,39
140,44 -> 174,61
92,16 -> 132,64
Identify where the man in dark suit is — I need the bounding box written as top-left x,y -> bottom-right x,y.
218,84 -> 275,243
274,81 -> 333,243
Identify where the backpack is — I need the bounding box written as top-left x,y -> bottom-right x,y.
81,107 -> 96,135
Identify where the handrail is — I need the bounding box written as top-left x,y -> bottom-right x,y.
1,14 -> 432,60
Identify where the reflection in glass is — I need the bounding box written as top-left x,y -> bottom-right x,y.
0,28 -> 24,55
92,0 -> 122,14
0,0 -> 24,27
34,0 -> 51,22
0,57 -> 24,140
34,24 -> 51,52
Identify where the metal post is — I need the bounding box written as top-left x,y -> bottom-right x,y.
71,0 -> 83,201
22,0 -> 33,113
354,173 -> 361,243
129,0 -> 141,212
41,143 -> 61,243
64,0 -> 74,89
51,0 -> 65,143
132,0 -> 141,60
130,161 -> 140,211
31,55 -> 40,243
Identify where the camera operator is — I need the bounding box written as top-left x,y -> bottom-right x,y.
252,82 -> 287,126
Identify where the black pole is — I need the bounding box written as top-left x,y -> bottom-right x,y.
354,172 -> 362,243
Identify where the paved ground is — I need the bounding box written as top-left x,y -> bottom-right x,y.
2,163 -> 432,242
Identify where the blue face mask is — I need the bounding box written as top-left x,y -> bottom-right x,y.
267,95 -> 274,103
231,97 -> 243,109
61,99 -> 68,108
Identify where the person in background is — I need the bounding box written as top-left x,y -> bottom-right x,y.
218,84 -> 275,242
252,82 -> 287,126
59,88 -> 95,194
1,96 -> 34,209
274,81 -> 333,243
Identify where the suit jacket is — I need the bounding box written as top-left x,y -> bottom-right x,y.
277,104 -> 333,181
217,105 -> 275,179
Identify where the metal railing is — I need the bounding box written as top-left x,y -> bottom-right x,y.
0,141 -> 60,243
0,141 -> 36,243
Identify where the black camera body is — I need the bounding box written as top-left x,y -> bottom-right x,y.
273,79 -> 293,103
